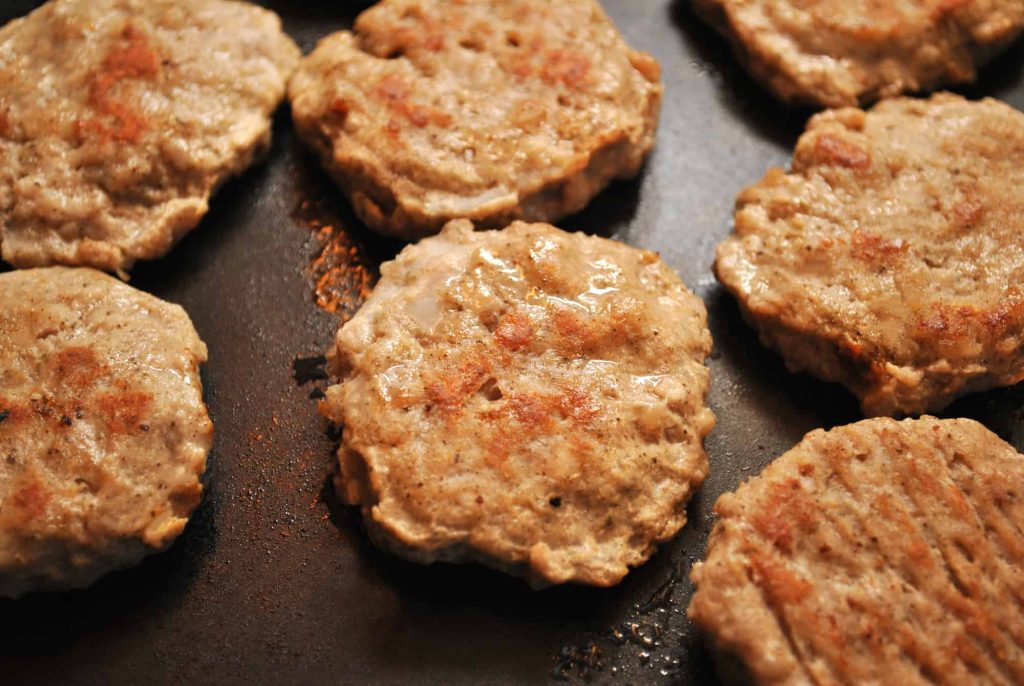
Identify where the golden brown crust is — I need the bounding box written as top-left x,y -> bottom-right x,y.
0,0 -> 300,273
0,267 -> 212,597
689,417 -> 1024,686
715,93 -> 1024,416
693,0 -> 1024,108
322,220 -> 713,587
288,0 -> 662,240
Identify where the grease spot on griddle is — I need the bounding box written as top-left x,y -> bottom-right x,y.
553,563 -> 689,681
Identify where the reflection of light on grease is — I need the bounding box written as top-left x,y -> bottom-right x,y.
294,199 -> 376,320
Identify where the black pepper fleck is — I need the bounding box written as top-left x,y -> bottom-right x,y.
549,496 -> 562,507
0,409 -> 8,423
60,415 -> 73,426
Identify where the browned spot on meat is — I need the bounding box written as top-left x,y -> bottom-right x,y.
424,33 -> 444,52
981,294 -> 1024,332
508,392 -> 552,427
0,401 -> 30,427
495,311 -> 534,350
82,24 -> 161,144
0,111 -> 9,138
425,356 -> 492,414
750,479 -> 819,555
11,477 -> 49,520
814,134 -> 871,169
907,536 -> 933,565
752,507 -> 794,553
56,346 -> 103,388
751,553 -> 812,605
540,50 -> 590,89
374,74 -> 451,129
559,386 -> 599,423
376,73 -> 410,104
552,310 -> 596,356
952,195 -> 984,227
851,229 -> 909,261
97,391 -> 152,434
507,55 -> 535,81
913,299 -> 1024,349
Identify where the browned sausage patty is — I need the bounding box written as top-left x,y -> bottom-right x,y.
0,0 -> 299,274
0,268 -> 212,598
321,220 -> 713,587
694,0 -> 1024,108
689,416 -> 1024,685
715,93 -> 1024,417
288,0 -> 662,240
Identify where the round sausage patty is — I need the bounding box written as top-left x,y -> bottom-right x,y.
693,0 -> 1024,107
688,416 -> 1024,685
0,0 -> 300,274
288,0 -> 663,241
321,220 -> 713,587
0,268 -> 212,598
715,93 -> 1024,417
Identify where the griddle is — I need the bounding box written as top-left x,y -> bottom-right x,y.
1,2 -> 1022,684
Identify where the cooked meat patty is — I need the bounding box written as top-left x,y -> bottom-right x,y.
693,0 -> 1024,107
288,0 -> 663,241
689,416 -> 1024,686
0,267 -> 212,598
0,0 -> 300,274
714,94 -> 1024,417
320,220 -> 713,587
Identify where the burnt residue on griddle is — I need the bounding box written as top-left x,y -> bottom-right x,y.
290,162 -> 389,321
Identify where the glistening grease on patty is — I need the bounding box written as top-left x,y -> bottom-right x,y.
321,220 -> 714,588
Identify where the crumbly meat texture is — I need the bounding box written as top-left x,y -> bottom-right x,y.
0,267 -> 212,598
693,0 -> 1024,108
288,0 -> 663,240
0,0 -> 300,273
321,220 -> 713,587
714,94 -> 1024,417
688,417 -> 1024,686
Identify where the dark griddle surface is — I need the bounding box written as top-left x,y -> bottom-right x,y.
1,1 -> 1022,684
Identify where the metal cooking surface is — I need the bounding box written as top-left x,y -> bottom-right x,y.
1,1 -> 1023,684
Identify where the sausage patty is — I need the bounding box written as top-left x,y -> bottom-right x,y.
715,94 -> 1024,416
321,220 -> 713,587
689,416 -> 1024,685
288,0 -> 663,240
0,267 -> 212,598
0,0 -> 299,274
694,0 -> 1024,107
